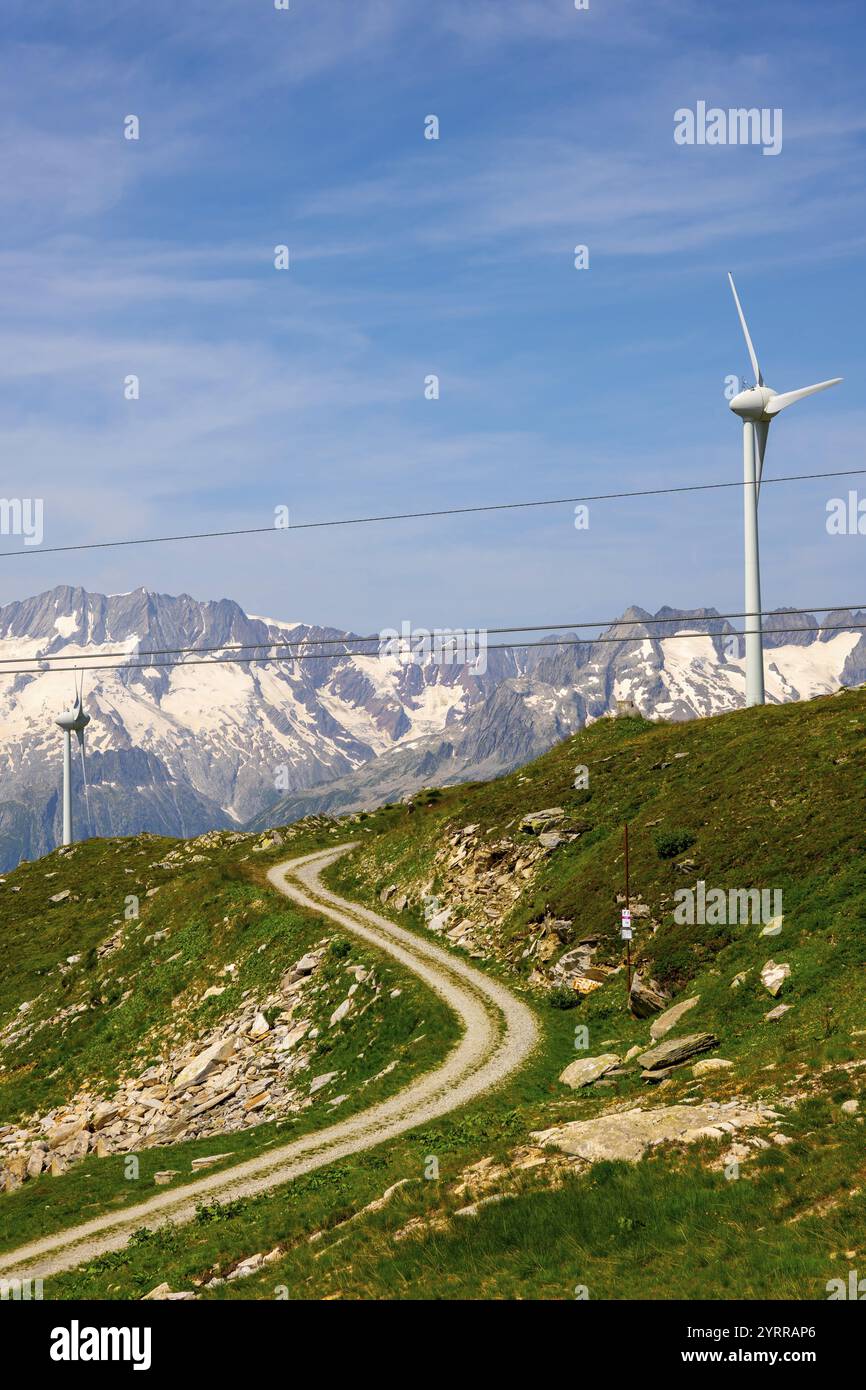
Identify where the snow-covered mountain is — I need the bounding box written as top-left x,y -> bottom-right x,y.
252,604 -> 866,826
0,586 -> 516,868
1,587 -> 863,869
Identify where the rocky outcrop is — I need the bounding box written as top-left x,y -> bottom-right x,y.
0,937 -> 390,1195
532,1099 -> 782,1164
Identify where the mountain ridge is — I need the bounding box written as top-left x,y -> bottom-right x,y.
1,585 -> 863,868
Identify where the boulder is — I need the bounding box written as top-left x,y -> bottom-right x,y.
640,1066 -> 678,1083
329,998 -> 354,1027
91,1102 -> 120,1131
26,1148 -> 46,1179
310,1072 -> 337,1095
249,1012 -> 270,1039
765,1003 -> 791,1021
532,1099 -> 777,1163
637,1032 -> 719,1071
692,1058 -> 733,1077
629,976 -> 671,1019
190,1153 -> 232,1171
559,1054 -> 620,1089
243,1091 -> 270,1112
227,1253 -> 264,1281
649,996 -> 700,1041
142,1283 -> 196,1301
46,1117 -> 88,1149
520,808 -> 564,835
173,1037 -> 236,1091
539,831 -> 564,850
760,960 -> 790,996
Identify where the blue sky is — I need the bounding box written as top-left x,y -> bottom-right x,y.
1,0 -> 864,635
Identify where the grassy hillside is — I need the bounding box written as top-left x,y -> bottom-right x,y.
0,819 -> 459,1252
2,686 -> 865,1300
326,686 -> 866,1087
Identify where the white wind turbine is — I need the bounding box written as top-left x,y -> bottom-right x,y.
727,274 -> 842,706
55,673 -> 92,847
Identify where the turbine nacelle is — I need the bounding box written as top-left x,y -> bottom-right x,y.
729,385 -> 777,423
56,682 -> 93,847
729,377 -> 843,424
55,698 -> 90,740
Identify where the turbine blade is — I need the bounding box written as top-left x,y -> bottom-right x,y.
754,420 -> 769,498
765,377 -> 843,415
78,729 -> 94,837
728,273 -> 762,385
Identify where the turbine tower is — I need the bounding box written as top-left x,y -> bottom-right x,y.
727,274 -> 842,707
55,676 -> 91,847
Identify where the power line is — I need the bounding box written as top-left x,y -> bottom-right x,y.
1,465 -> 863,560
5,602 -> 864,665
3,621 -> 864,678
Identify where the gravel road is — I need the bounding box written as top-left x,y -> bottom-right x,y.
0,843 -> 538,1286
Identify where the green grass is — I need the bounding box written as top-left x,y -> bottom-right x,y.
0,823 -> 460,1253
324,688 -> 866,1089
3,687 -> 866,1299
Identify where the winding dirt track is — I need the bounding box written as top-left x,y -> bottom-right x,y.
0,843 -> 538,1285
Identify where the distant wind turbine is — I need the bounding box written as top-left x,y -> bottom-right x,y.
55,674 -> 92,847
727,274 -> 842,707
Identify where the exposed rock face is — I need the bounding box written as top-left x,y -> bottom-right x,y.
532,1099 -> 782,1164
413,823 -> 551,962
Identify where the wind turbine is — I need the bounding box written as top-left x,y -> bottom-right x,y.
727,274 -> 842,707
55,674 -> 91,847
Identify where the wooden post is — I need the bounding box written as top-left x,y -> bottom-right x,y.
624,822 -> 632,997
